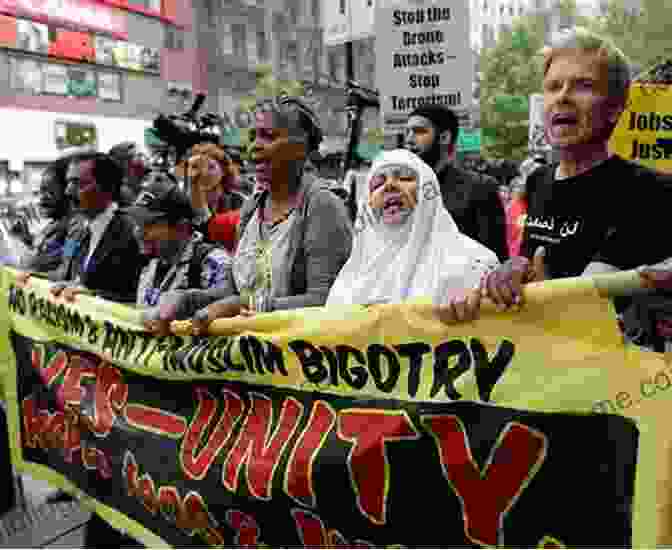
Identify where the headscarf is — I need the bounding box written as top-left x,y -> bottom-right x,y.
327,149 -> 500,307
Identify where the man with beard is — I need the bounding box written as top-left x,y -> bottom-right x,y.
404,105 -> 509,262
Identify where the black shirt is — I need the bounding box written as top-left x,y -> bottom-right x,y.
521,155 -> 672,279
436,163 -> 509,262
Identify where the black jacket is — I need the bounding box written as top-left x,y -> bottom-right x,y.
54,210 -> 144,304
436,163 -> 509,262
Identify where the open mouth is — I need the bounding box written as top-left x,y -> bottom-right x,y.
382,196 -> 406,218
383,196 -> 403,210
552,113 -> 578,126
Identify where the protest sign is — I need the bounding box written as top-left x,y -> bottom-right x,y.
1,267 -> 672,547
528,92 -> 550,153
375,1 -> 472,134
322,0 -> 375,47
609,83 -> 672,174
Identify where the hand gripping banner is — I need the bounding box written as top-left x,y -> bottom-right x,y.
1,267 -> 671,548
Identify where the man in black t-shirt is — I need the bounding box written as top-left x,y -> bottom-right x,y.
435,27 -> 672,325
520,155 -> 672,280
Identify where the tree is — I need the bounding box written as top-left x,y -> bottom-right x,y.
479,15 -> 547,160
586,0 -> 672,78
479,0 -> 594,160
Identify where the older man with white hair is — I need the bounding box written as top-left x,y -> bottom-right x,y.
438,27 -> 672,326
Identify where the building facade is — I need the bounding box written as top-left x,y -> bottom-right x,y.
195,0 -> 342,150
191,0 -> 379,158
0,0 -> 211,196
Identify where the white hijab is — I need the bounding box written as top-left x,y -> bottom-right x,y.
327,149 -> 500,307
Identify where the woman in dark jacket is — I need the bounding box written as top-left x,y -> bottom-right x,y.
149,96 -> 353,335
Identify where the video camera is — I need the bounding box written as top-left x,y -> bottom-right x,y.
152,93 -> 225,162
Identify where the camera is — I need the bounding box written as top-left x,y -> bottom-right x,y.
152,93 -> 224,162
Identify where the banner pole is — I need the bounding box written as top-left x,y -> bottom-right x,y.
171,271 -> 650,336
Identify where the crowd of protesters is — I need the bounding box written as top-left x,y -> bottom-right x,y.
2,25 -> 672,547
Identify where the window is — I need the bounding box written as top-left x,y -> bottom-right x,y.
232,24 -> 247,58
127,0 -> 160,12
54,121 -> 98,150
286,0 -> 300,23
339,0 -> 346,15
164,27 -> 184,50
43,63 -> 68,94
256,31 -> 267,62
205,0 -> 215,25
10,58 -> 43,94
286,40 -> 298,76
328,52 -> 337,81
98,72 -> 122,102
312,0 -> 320,20
509,4 -> 514,15
328,51 -> 342,82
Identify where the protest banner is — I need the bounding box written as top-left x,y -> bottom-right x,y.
609,83 -> 672,174
375,0 -> 472,135
1,267 -> 672,547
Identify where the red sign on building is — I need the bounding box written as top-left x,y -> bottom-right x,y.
0,0 -> 128,39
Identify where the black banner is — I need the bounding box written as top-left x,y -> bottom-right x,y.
12,331 -> 638,548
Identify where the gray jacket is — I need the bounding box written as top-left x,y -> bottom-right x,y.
166,174 -> 353,319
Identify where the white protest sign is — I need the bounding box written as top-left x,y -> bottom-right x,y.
529,93 -> 551,152
375,0 -> 472,133
323,0 -> 376,47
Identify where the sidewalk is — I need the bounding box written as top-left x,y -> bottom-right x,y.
0,474 -> 90,548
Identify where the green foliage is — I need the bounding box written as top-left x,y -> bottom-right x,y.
585,0 -> 672,75
479,15 -> 547,160
477,0 -> 672,159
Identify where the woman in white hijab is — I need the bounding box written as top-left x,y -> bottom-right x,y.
327,149 -> 499,308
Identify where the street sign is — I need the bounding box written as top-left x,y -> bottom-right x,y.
457,129 -> 481,152
323,0 -> 376,47
144,127 -> 164,148
375,1 -> 472,136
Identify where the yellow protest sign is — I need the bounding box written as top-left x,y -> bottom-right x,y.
2,267 -> 672,548
610,83 -> 672,173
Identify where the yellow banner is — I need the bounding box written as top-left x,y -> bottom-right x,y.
610,83 -> 672,174
2,268 -> 672,547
